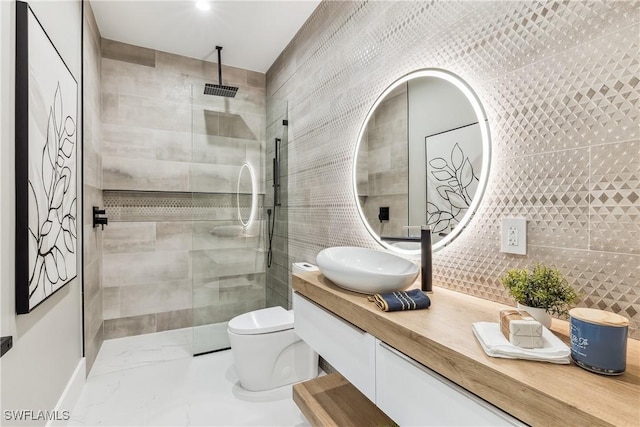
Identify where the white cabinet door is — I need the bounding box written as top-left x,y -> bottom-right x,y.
376,341 -> 524,426
293,292 -> 376,401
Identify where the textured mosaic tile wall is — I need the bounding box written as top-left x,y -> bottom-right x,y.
82,1 -> 103,373
266,1 -> 640,337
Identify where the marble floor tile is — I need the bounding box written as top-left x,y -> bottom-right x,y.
88,328 -> 193,377
69,329 -> 311,426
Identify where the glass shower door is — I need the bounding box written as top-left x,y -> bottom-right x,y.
190,84 -> 267,355
265,98 -> 290,309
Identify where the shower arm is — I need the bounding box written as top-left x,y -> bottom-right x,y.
216,46 -> 223,86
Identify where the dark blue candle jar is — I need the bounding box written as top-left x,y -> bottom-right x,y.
569,308 -> 629,375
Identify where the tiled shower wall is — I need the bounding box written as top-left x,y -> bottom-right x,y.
82,0 -> 103,373
266,1 -> 640,337
357,84 -> 409,238
100,40 -> 267,339
101,192 -> 265,338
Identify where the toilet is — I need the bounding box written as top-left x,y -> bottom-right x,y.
228,264 -> 319,391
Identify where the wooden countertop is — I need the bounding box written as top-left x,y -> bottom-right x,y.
293,271 -> 640,427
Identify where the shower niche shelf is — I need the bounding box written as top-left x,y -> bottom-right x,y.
103,190 -> 264,223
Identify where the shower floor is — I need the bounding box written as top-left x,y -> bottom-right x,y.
68,328 -> 311,426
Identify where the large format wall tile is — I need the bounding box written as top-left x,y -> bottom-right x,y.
192,248 -> 265,279
189,163 -> 241,193
119,280 -> 192,318
102,124 -> 192,163
83,2 -> 103,374
191,134 -> 247,165
103,286 -> 120,320
103,251 -> 190,287
98,30 -> 268,342
267,1 -> 640,337
104,314 -> 157,340
103,222 -> 156,254
102,39 -> 156,67
103,156 -> 190,192
99,36 -> 266,344
84,185 -> 103,265
111,95 -> 192,133
101,39 -> 267,195
156,309 -> 192,332
156,222 -> 193,251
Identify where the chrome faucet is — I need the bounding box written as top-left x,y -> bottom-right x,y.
421,225 -> 432,293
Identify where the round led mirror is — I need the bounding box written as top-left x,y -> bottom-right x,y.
353,69 -> 491,254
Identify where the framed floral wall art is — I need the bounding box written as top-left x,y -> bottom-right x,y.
15,1 -> 78,314
425,123 -> 481,238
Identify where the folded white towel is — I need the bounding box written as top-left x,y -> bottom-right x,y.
472,322 -> 570,364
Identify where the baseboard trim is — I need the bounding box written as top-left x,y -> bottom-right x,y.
46,357 -> 86,427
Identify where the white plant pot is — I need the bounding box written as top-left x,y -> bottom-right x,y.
517,303 -> 552,329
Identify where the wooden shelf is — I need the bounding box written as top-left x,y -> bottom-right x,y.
293,373 -> 396,427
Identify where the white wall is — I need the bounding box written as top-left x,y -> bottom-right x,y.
0,0 -> 13,338
0,1 -> 83,425
407,77 -> 477,229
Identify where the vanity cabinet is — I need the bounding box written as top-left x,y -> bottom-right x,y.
294,291 -> 521,426
376,341 -> 521,426
293,292 -> 376,401
293,272 -> 640,426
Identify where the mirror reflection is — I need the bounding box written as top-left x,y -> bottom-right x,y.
354,69 -> 490,253
237,162 -> 256,228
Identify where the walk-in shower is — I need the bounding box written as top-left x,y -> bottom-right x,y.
190,82 -> 266,355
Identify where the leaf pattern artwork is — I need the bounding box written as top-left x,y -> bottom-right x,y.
28,83 -> 77,302
16,2 -> 78,313
426,143 -> 478,234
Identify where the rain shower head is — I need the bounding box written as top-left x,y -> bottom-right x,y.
204,46 -> 238,97
204,83 -> 238,97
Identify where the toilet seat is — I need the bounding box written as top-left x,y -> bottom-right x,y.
228,306 -> 293,335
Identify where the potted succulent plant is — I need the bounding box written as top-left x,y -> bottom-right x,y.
500,263 -> 579,328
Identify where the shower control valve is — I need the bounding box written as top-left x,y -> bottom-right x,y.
93,206 -> 109,230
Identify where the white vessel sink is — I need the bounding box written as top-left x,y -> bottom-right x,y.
315,246 -> 419,294
390,241 -> 421,250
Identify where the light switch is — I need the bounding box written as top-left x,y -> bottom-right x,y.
501,218 -> 527,255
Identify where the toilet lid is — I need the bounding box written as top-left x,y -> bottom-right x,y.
228,306 -> 294,335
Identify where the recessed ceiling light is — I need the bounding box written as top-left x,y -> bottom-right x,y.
195,1 -> 210,11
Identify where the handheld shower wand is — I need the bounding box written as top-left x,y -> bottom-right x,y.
267,138 -> 281,268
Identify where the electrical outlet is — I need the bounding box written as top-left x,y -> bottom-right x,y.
501,218 -> 527,255
508,226 -> 518,246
